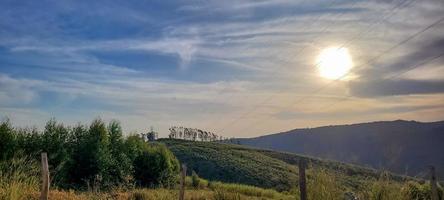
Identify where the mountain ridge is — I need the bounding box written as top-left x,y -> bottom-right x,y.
235,119 -> 444,179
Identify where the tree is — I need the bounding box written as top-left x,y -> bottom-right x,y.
133,142 -> 180,187
0,118 -> 15,161
146,127 -> 158,142
107,120 -> 132,186
65,119 -> 113,189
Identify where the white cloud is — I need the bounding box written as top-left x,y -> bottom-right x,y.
2,0 -> 444,137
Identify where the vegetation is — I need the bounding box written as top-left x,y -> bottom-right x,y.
161,138 -> 413,192
168,126 -> 233,142
0,118 -> 179,190
1,119 -> 443,199
1,156 -> 442,199
161,138 -> 298,191
235,120 -> 444,179
0,157 -> 39,200
0,156 -> 294,200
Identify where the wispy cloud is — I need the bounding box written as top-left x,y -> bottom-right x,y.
1,0 -> 444,136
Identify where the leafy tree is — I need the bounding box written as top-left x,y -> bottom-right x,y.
1,118 -> 181,190
41,119 -> 71,184
124,134 -> 148,162
146,127 -> 158,142
133,143 -> 180,187
0,118 -> 15,160
65,119 -> 113,189
107,120 -> 132,186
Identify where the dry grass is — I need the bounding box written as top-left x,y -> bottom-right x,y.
2,157 -> 442,200
0,157 -> 40,200
307,168 -> 344,200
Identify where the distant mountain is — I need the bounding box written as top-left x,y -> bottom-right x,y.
235,120 -> 444,179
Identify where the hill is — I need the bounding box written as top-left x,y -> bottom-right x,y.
234,120 -> 444,179
160,139 -> 412,192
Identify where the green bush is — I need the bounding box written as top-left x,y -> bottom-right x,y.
401,181 -> 443,200
0,119 -> 16,161
192,171 -> 200,188
0,118 -> 180,190
133,142 -> 180,188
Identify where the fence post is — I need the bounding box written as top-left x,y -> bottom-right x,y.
430,166 -> 439,200
299,158 -> 307,200
179,164 -> 187,200
40,152 -> 49,200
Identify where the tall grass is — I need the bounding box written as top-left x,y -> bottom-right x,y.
1,157 -> 441,200
0,156 -> 40,200
307,168 -> 344,200
208,181 -> 291,199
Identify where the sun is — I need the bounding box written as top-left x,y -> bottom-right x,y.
316,47 -> 353,80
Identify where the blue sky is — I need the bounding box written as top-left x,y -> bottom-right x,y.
1,0 -> 444,137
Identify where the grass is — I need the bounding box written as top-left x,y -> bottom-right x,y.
2,166 -> 440,200
1,140 -> 443,200
0,156 -> 40,200
0,156 -> 295,200
160,138 -> 413,192
161,139 -> 299,191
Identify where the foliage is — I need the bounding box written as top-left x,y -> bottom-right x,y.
192,171 -> 201,188
0,119 -> 15,161
168,126 -> 230,142
1,119 -> 440,200
133,142 -> 180,188
162,138 -> 389,192
0,118 -> 179,190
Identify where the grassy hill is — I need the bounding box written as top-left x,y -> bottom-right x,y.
160,138 -> 413,192
235,120 -> 444,179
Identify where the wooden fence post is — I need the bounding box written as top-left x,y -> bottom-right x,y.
179,164 -> 187,200
430,166 -> 439,200
40,152 -> 49,200
299,159 -> 307,200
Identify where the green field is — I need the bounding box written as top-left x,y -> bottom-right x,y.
161,139 -> 417,192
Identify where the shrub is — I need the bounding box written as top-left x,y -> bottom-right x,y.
0,119 -> 16,161
401,181 -> 444,200
192,171 -> 200,188
133,143 -> 180,188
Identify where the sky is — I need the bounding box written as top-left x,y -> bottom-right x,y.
1,0 -> 444,138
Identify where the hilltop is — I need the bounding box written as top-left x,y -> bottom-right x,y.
160,138 -> 412,192
235,120 -> 444,179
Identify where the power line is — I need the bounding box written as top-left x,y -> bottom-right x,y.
214,0 -> 423,134
205,0 -> 414,131
238,45 -> 444,136
200,0 -> 353,130
300,51 -> 444,117
218,15 -> 444,135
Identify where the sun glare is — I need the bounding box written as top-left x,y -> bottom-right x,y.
316,47 -> 353,80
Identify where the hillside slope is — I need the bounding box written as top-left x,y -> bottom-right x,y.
235,120 -> 444,179
160,139 -> 410,192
